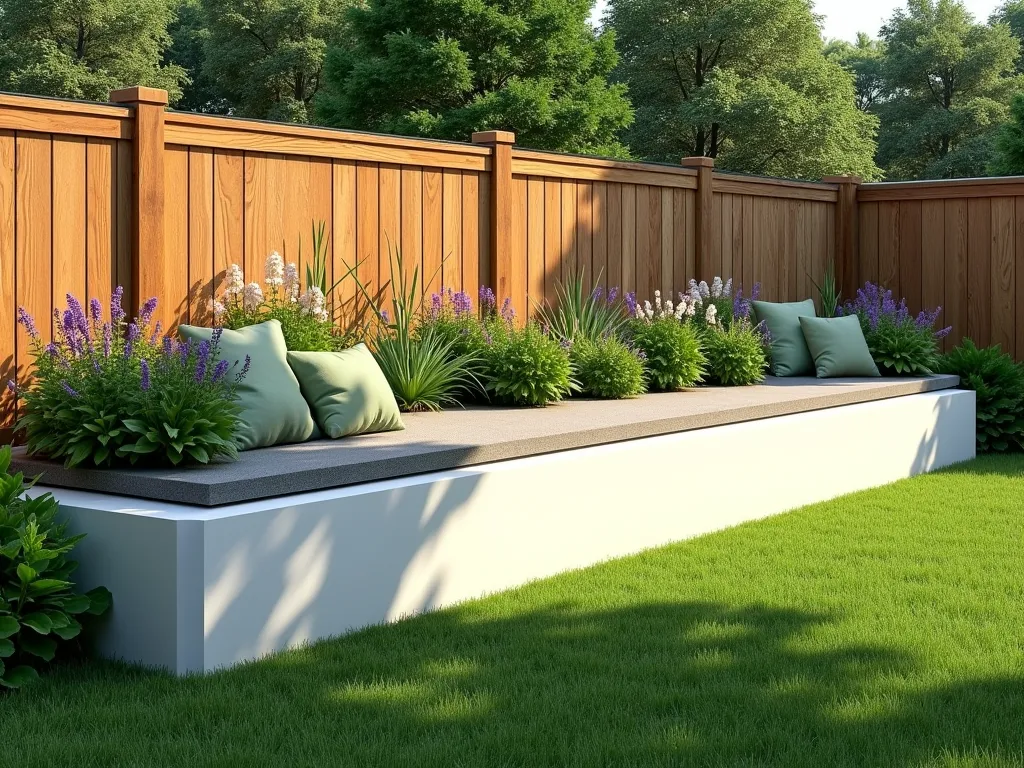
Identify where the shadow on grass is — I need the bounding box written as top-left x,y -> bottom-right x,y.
11,600 -> 1024,767
933,453 -> 1024,478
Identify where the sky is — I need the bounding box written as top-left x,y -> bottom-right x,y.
588,0 -> 1004,42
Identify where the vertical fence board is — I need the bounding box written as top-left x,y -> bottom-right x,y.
877,202 -> 899,293
400,166 -> 423,296
462,172 -> 481,297
621,185 -> 636,295
920,199 -> 946,346
634,185 -> 650,300
943,199 -> 969,350
421,169 -> 443,297
527,177 -> 545,317
898,200 -> 922,311
1017,197 -> 1024,361
163,146 -> 189,326
213,150 -> 243,294
593,181 -> 608,289
355,162 -> 379,312
332,160 -> 357,323
511,176 -> 528,312
560,180 -> 576,281
544,179 -> 561,304
378,164 -> 401,311
16,134 -> 53,370
0,131 -> 15,432
991,196 -> 1015,355
115,140 -> 133,300
86,139 -> 115,312
188,148 -> 214,325
441,169 -> 462,291
967,198 -> 992,347
576,181 -> 593,282
52,137 -> 87,309
859,202 -> 878,287
607,184 -> 623,295
661,188 -> 673,294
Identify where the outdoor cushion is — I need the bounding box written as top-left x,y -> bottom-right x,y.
798,315 -> 881,378
750,299 -> 817,376
287,345 -> 405,439
178,320 -> 318,450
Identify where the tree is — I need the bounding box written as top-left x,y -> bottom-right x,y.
315,0 -> 634,157
992,0 -> 1024,73
165,0 -> 228,113
607,0 -> 880,180
199,0 -> 355,122
825,34 -> 888,113
877,0 -> 1021,180
990,93 -> 1024,174
0,0 -> 186,102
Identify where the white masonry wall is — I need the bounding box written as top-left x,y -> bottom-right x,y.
44,389 -> 975,674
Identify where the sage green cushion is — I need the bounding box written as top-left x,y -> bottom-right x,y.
798,315 -> 881,378
751,299 -> 817,377
178,320 -> 318,450
287,345 -> 405,439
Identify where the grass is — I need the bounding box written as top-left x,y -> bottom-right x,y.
3,455 -> 1024,767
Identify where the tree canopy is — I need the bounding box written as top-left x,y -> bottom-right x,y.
824,34 -> 887,113
875,0 -> 1021,180
0,0 -> 186,102
314,0 -> 634,156
195,0 -> 355,122
606,0 -> 881,179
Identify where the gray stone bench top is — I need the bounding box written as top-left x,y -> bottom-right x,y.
11,375 -> 960,507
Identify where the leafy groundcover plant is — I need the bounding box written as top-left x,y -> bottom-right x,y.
940,340 -> 1024,452
13,291 -> 245,468
839,282 -> 951,375
571,336 -> 646,399
0,446 -> 110,689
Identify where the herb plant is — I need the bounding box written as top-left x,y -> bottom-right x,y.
702,318 -> 769,386
839,282 -> 951,376
572,336 -> 646,399
480,319 -> 575,406
627,316 -> 705,391
940,340 -> 1024,453
13,291 -> 245,468
0,446 -> 111,688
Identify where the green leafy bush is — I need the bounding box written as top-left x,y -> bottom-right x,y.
0,446 -> 111,689
702,318 -> 769,386
13,292 -> 245,468
627,316 -> 705,391
940,340 -> 1024,453
571,336 -> 646,399
540,275 -> 627,343
839,282 -> 950,376
481,320 -> 575,406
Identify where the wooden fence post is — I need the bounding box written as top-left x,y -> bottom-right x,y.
682,156 -> 715,281
109,86 -> 168,315
472,130 -> 516,301
823,175 -> 861,302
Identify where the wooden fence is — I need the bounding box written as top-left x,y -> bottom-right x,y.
3,85 -> 1024,434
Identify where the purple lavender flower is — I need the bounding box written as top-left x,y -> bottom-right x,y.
138,297 -> 158,327
591,285 -> 604,302
500,297 -> 516,323
625,292 -> 637,317
236,354 -> 251,383
195,340 -> 211,382
92,359 -> 101,374
6,380 -> 15,395
150,321 -> 164,346
607,287 -> 619,304
102,323 -> 112,357
110,286 -> 126,324
380,309 -> 391,324
124,323 -> 140,359
178,339 -> 191,366
63,311 -> 83,356
479,285 -> 496,314
452,291 -> 472,317
66,294 -> 90,340
211,327 -> 223,349
89,298 -> 102,326
429,292 -> 443,319
44,342 -> 59,358
140,359 -> 151,391
61,381 -> 80,398
211,359 -> 230,384
163,336 -> 175,358
751,283 -> 761,302
935,325 -> 953,339
16,307 -> 39,340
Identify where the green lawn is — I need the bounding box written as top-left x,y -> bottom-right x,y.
2,456 -> 1023,768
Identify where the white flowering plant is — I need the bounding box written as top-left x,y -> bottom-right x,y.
215,251 -> 354,352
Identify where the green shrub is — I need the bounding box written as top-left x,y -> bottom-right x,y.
572,336 -> 646,399
14,292 -> 245,468
940,340 -> 1024,453
701,318 -> 769,386
627,317 -> 705,391
0,446 -> 111,688
839,282 -> 950,376
540,274 -> 627,343
481,321 -> 575,406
